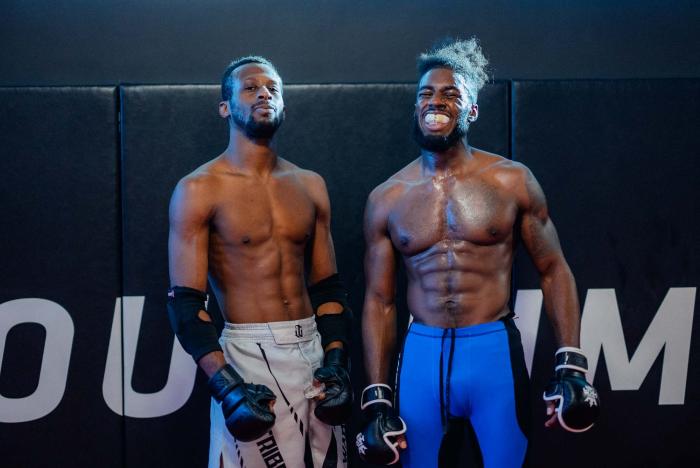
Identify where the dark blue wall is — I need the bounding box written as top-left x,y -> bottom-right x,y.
1,0 -> 699,86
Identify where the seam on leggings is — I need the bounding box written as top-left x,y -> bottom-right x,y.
395,327 -> 410,413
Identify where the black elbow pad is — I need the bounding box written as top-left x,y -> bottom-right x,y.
309,274 -> 353,349
167,286 -> 222,362
308,273 -> 349,310
315,309 -> 353,349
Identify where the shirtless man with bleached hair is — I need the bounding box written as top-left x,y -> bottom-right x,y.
356,39 -> 599,467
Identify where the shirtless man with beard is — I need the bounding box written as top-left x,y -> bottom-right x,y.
168,56 -> 352,468
355,39 -> 599,467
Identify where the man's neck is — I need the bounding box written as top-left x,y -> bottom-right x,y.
223,127 -> 277,175
420,139 -> 472,176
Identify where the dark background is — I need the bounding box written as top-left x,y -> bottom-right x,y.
1,1 -> 699,467
1,0 -> 699,86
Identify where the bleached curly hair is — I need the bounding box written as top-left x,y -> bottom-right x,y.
417,37 -> 489,103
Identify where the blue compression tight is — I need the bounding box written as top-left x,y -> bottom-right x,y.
397,319 -> 531,468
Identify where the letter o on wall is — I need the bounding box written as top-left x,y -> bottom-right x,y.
0,299 -> 74,422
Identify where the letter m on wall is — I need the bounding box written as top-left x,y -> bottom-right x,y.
581,288 -> 696,405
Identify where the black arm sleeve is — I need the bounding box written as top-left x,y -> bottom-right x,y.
308,274 -> 353,349
167,286 -> 222,362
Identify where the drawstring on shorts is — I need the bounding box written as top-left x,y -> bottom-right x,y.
439,327 -> 456,433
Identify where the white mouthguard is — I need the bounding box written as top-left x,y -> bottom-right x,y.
425,113 -> 449,124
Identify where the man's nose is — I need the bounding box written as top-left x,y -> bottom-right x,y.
257,86 -> 273,100
427,94 -> 446,108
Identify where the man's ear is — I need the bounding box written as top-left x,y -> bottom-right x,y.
219,101 -> 230,119
467,104 -> 479,122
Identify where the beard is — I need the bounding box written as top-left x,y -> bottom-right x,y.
231,104 -> 285,139
412,113 -> 469,152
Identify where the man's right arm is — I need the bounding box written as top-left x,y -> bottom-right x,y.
168,176 -> 225,377
362,188 -> 398,384
169,176 -> 277,441
356,188 -> 407,465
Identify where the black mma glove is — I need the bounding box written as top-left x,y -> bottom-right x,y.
313,347 -> 353,425
543,347 -> 600,432
356,384 -> 407,465
208,364 -> 276,442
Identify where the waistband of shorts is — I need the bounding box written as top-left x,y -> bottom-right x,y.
222,316 -> 317,343
408,320 -> 505,338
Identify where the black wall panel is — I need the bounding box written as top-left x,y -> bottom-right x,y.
119,82 -> 509,467
119,85 -> 224,468
0,88 -> 122,466
3,80 -> 697,467
512,80 -> 700,467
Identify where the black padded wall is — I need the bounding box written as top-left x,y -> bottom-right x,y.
119,85 -> 226,467
0,88 -> 122,466
2,80 -> 698,467
118,82 -> 509,467
512,80 -> 700,467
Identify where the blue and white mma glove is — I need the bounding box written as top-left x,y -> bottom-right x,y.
543,347 -> 600,432
355,384 -> 407,465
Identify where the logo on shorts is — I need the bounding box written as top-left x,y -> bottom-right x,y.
356,433 -> 368,456
256,432 -> 285,467
295,325 -> 303,338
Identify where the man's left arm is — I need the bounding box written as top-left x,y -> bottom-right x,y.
518,167 -> 600,432
518,168 -> 579,347
305,172 -> 353,426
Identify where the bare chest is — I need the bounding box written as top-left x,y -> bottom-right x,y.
389,178 -> 517,254
212,177 -> 315,247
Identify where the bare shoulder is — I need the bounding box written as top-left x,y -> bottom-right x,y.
274,160 -> 332,216
369,157 -> 421,206
474,149 -> 547,215
285,163 -> 329,204
174,159 -> 222,197
274,157 -> 320,183
169,157 -> 226,220
366,158 -> 420,230
472,148 -> 525,177
471,148 -> 537,195
296,168 -> 327,192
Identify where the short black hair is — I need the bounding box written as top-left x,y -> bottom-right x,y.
221,56 -> 280,101
417,37 -> 489,102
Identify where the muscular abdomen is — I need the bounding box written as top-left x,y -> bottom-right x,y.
404,239 -> 514,327
208,235 -> 313,323
390,170 -> 519,327
206,174 -> 317,324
